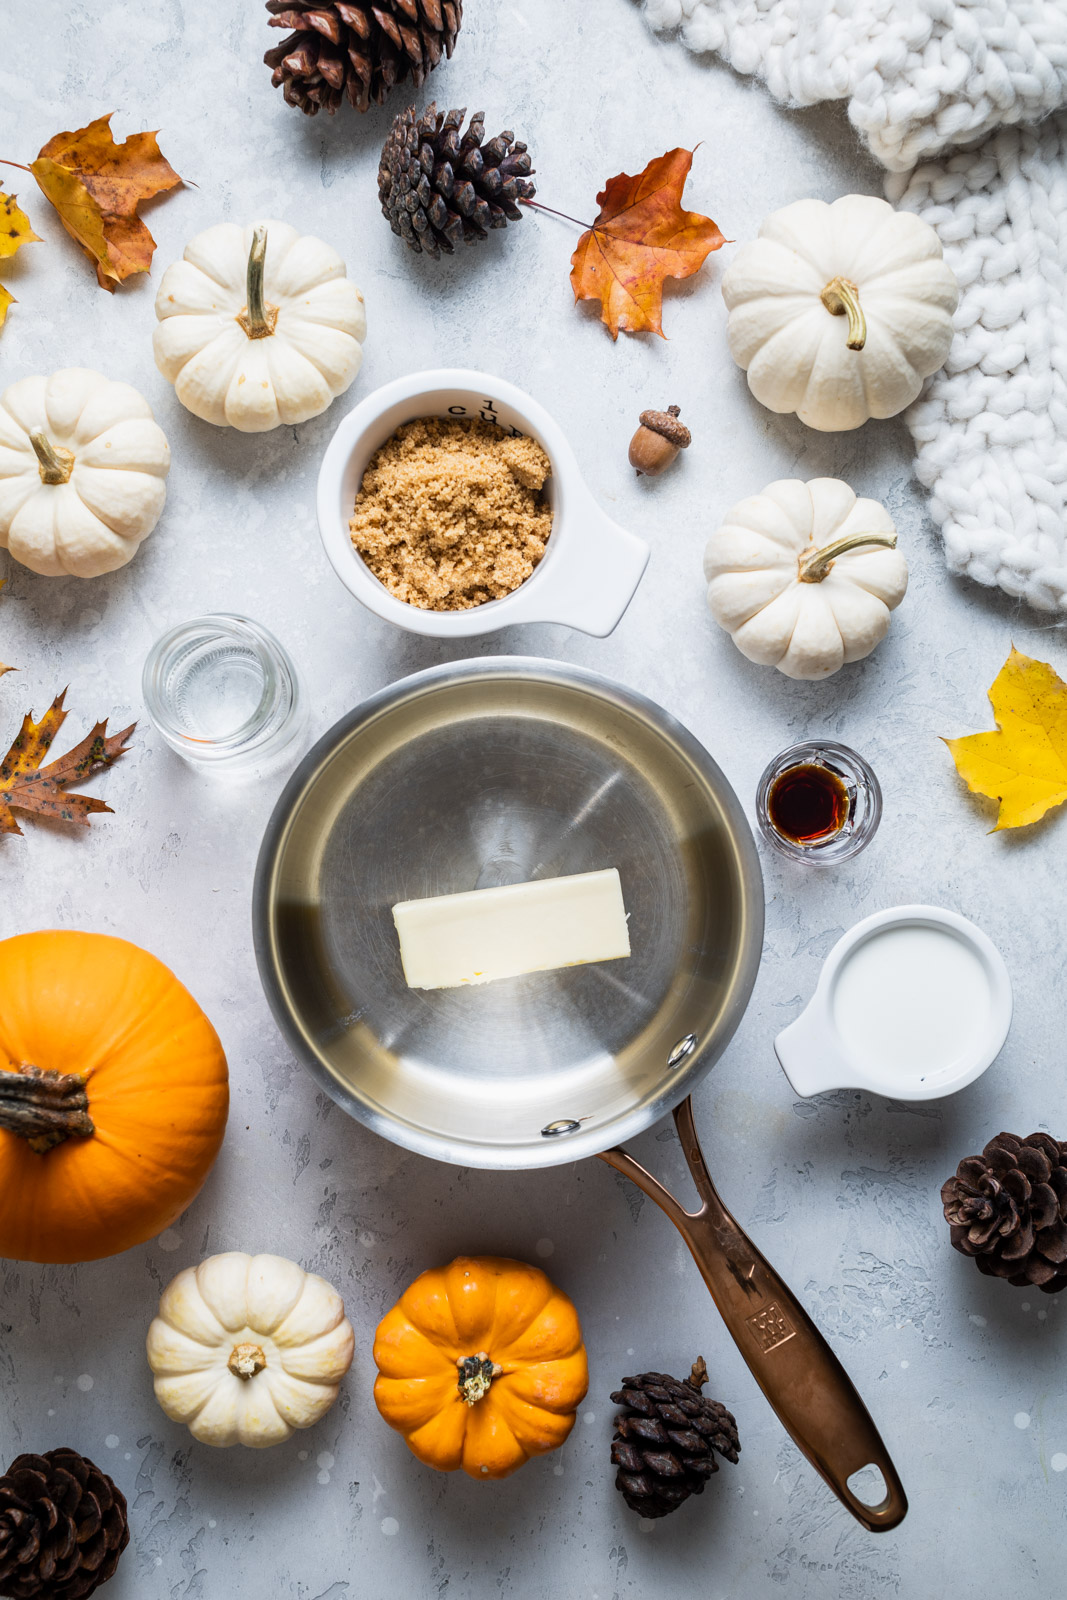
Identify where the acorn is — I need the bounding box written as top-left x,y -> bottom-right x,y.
628,405 -> 691,477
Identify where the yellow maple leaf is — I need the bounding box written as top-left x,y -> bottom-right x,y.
945,647 -> 1067,831
0,192 -> 41,259
0,192 -> 41,331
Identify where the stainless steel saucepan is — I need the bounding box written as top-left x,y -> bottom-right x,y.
253,657 -> 907,1531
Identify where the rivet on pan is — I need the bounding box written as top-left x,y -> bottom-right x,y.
541,1119 -> 581,1138
668,1034 -> 698,1069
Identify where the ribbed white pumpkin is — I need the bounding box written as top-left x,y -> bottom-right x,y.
147,1252 -> 355,1448
722,195 -> 958,432
153,220 -> 366,432
704,478 -> 909,680
0,368 -> 170,577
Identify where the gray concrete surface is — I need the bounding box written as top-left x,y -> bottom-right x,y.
2,2 -> 1064,1595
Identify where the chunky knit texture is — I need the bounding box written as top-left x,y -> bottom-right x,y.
890,119 -> 1067,609
637,0 -> 1067,611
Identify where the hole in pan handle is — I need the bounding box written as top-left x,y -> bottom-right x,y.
597,1095 -> 908,1533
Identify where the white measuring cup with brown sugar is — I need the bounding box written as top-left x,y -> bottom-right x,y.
316,368 -> 650,638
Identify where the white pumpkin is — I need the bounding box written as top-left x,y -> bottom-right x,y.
154,220 -> 366,432
704,478 -> 908,680
0,368 -> 170,577
146,1252 -> 355,1448
721,195 -> 958,432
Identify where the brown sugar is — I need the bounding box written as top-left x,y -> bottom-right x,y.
349,417 -> 553,610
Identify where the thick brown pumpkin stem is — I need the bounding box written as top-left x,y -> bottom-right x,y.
820,276 -> 867,350
228,1342 -> 267,1380
0,1064 -> 95,1154
457,1352 -> 503,1406
236,225 -> 278,340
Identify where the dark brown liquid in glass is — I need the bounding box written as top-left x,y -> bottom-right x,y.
767,764 -> 849,844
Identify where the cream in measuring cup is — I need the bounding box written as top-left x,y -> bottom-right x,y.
775,906 -> 1012,1101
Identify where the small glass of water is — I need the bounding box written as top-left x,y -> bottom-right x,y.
142,614 -> 307,775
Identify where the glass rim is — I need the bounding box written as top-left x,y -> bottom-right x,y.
142,613 -> 295,754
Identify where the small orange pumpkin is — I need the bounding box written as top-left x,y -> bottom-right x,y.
372,1255 -> 588,1479
0,930 -> 229,1264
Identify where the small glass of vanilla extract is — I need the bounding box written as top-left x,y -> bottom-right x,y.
756,742 -> 881,865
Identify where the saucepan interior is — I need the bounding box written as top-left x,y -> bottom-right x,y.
253,658 -> 764,1169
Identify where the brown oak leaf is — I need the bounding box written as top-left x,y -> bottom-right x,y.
28,115 -> 182,291
569,147 -> 724,339
0,689 -> 134,836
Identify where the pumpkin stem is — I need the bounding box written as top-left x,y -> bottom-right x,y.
236,225 -> 278,340
820,276 -> 866,351
457,1352 -> 503,1407
798,531 -> 897,583
228,1342 -> 267,1380
0,1064 -> 94,1154
29,431 -> 75,486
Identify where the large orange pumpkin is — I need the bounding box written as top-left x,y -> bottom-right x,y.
0,930 -> 229,1264
372,1255 -> 588,1479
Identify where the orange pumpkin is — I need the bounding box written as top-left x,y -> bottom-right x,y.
372,1255 -> 588,1479
0,930 -> 229,1264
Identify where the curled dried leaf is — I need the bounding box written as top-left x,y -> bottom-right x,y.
0,689 -> 134,837
28,115 -> 182,290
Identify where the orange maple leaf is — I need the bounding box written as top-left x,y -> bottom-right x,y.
0,690 -> 134,836
569,148 -> 724,339
28,115 -> 182,291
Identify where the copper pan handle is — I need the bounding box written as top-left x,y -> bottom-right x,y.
598,1095 -> 907,1532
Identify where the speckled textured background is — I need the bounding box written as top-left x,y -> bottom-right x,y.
1,2 -> 1065,1596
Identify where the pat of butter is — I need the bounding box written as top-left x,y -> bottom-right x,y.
392,868 -> 631,990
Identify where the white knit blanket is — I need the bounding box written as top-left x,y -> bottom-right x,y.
638,0 -> 1067,611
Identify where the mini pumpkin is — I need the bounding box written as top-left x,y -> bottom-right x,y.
721,195 -> 958,432
153,220 -> 367,432
0,368 -> 170,577
704,477 -> 908,679
147,1252 -> 355,1448
373,1255 -> 588,1479
0,931 -> 228,1264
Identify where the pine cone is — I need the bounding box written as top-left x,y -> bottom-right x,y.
610,1358 -> 740,1519
942,1131 -> 1067,1291
378,103 -> 536,258
264,0 -> 461,116
0,1448 -> 129,1600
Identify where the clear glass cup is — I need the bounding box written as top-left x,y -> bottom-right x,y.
142,615 -> 307,777
756,741 -> 882,865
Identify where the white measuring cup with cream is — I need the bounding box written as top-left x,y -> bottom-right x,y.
775,905 -> 1012,1101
